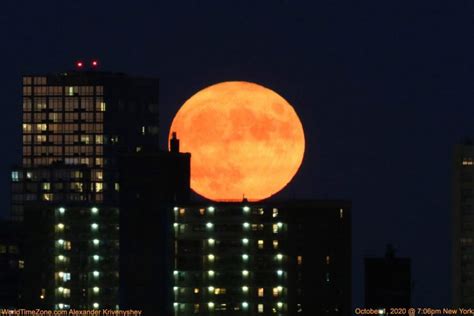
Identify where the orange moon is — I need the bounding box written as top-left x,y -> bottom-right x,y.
169,81 -> 305,201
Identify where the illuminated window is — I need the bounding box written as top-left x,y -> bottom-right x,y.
214,288 -> 226,295
194,304 -> 199,313
19,260 -> 24,269
258,240 -> 264,249
199,208 -> 205,215
340,208 -> 344,219
194,288 -> 200,294
273,224 -> 279,233
258,304 -> 264,313
326,255 -> 330,264
297,256 -> 303,265
258,288 -> 264,297
273,208 -> 278,218
273,240 -> 279,249
179,208 -> 185,216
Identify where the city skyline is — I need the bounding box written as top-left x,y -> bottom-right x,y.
0,0 -> 472,309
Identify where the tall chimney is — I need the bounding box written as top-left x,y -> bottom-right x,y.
170,132 -> 180,153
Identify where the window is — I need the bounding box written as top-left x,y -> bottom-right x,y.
258,240 -> 264,249
258,304 -> 264,313
258,288 -> 264,297
273,208 -> 278,218
273,240 -> 279,249
297,256 -> 303,265
11,171 -> 19,182
326,255 -> 330,264
340,208 -> 344,218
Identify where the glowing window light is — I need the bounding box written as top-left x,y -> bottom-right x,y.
58,207 -> 66,214
277,286 -> 283,292
173,223 -> 178,228
277,270 -> 284,276
58,287 -> 64,292
58,304 -> 64,309
93,303 -> 99,309
243,206 -> 250,212
242,238 -> 249,245
57,223 -> 65,230
173,303 -> 178,308
173,207 -> 179,211
58,271 -> 64,278
242,302 -> 249,308
277,302 -> 283,308
208,270 -> 215,277
206,222 -> 213,229
207,206 -> 215,212
243,222 -> 250,228
173,270 -> 179,276
58,255 -> 65,261
91,207 -> 99,214
276,254 -> 283,260
93,287 -> 100,293
242,254 -> 249,261
242,286 -> 249,292
57,239 -> 65,245
242,270 -> 249,277
91,223 -> 99,230
208,254 -> 215,261
208,238 -> 215,245
208,302 -> 215,309
277,222 -> 283,228
173,286 -> 178,291
208,286 -> 215,292
92,271 -> 100,277
93,255 -> 100,261
92,239 -> 100,245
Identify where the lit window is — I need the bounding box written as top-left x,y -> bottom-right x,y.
340,208 -> 344,218
258,304 -> 264,313
242,286 -> 249,292
326,255 -> 330,264
194,304 -> 199,313
258,288 -> 264,297
91,207 -> 98,214
19,260 -> 25,269
214,288 -> 226,295
206,222 -> 213,229
207,206 -> 215,212
277,270 -> 283,276
194,288 -> 200,294
199,208 -> 205,215
92,239 -> 100,246
273,240 -> 279,249
11,171 -> 19,182
258,240 -> 264,249
57,223 -> 65,230
243,206 -> 250,213
58,207 -> 65,214
272,208 -> 278,218
93,302 -> 99,309
91,223 -> 99,230
208,270 -> 215,277
208,302 -> 214,309
242,238 -> 249,245
297,256 -> 303,265
208,238 -> 215,245
93,287 -> 100,293
93,255 -> 100,261
273,224 -> 279,233
208,286 -> 215,292
242,302 -> 249,309
92,271 -> 100,277
179,208 -> 185,216
243,222 -> 250,229
242,270 -> 249,277
208,254 -> 215,261
272,287 -> 279,297
276,254 -> 283,260
242,254 -> 249,261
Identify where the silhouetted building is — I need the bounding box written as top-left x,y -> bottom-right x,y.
453,140 -> 474,307
0,220 -> 22,308
171,200 -> 351,316
364,245 -> 411,309
13,70 -> 190,312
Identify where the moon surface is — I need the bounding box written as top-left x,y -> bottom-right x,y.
169,81 -> 305,201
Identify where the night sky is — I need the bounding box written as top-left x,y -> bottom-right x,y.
1,0 -> 473,308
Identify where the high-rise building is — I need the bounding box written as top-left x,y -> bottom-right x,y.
364,245 -> 411,310
453,140 -> 474,307
171,200 -> 351,316
12,69 -> 190,312
0,219 -> 22,308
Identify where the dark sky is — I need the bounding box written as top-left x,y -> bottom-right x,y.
1,0 -> 473,308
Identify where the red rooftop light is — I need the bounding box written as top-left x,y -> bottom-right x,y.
91,60 -> 98,67
76,61 -> 84,68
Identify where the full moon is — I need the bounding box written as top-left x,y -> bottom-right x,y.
169,81 -> 305,201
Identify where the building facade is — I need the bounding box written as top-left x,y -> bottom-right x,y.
12,70 -> 189,312
364,245 -> 411,310
453,140 -> 474,307
0,220 -> 22,308
171,200 -> 351,316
